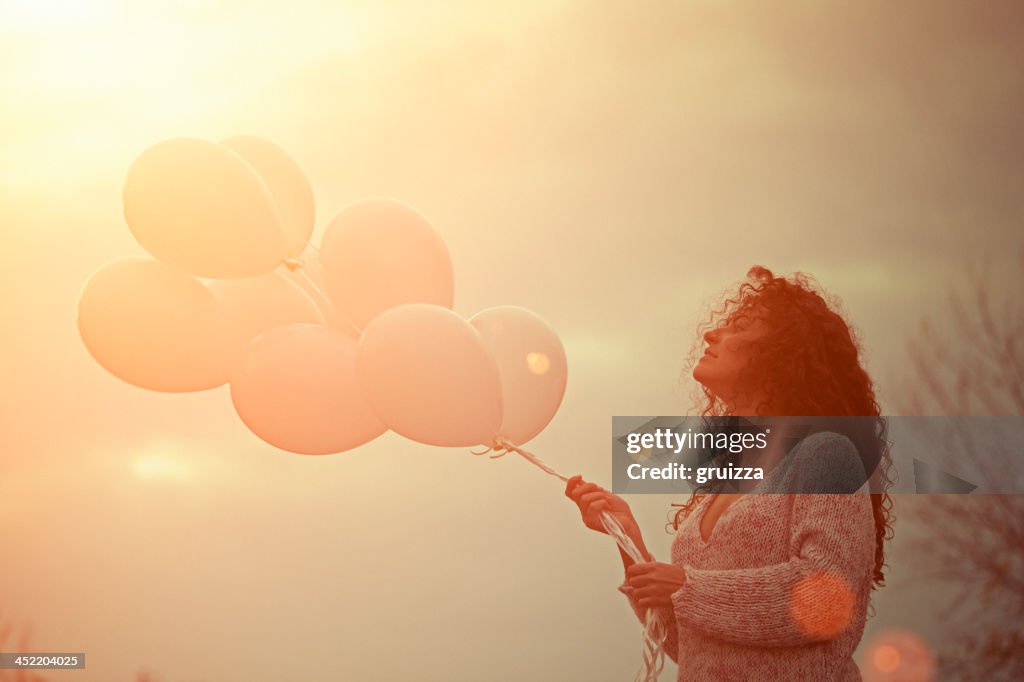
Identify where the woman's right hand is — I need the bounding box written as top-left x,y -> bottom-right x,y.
564,475 -> 638,536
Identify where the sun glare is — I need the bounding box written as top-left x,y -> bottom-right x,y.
133,451 -> 189,481
4,0 -> 107,29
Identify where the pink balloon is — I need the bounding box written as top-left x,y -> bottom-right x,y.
77,258 -> 232,392
320,198 -> 454,330
470,306 -> 568,446
230,325 -> 386,455
356,304 -> 502,447
208,272 -> 325,368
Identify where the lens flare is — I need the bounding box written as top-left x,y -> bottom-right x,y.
789,571 -> 855,640
526,351 -> 550,375
873,644 -> 901,673
863,629 -> 935,682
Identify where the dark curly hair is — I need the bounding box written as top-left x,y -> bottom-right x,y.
670,266 -> 895,589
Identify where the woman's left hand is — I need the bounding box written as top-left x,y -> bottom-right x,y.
625,562 -> 687,609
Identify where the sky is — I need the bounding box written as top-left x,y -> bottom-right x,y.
1,1 -> 1023,680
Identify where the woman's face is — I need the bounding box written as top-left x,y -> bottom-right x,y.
692,314 -> 769,409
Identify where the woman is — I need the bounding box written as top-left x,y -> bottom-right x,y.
566,266 -> 893,681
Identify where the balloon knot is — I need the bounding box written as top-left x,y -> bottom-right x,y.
470,438 -> 508,458
489,438 -> 510,458
282,257 -> 302,272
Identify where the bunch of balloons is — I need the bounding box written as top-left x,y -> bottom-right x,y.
77,141 -> 671,679
78,137 -> 568,456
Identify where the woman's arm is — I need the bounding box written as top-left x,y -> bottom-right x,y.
671,435 -> 876,648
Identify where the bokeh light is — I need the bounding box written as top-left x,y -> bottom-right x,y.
526,351 -> 550,375
873,644 -> 901,672
789,571 -> 855,640
133,449 -> 190,481
863,629 -> 936,682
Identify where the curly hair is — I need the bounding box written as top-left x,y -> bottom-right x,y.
670,266 -> 895,589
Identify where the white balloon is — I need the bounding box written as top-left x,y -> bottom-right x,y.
470,306 -> 568,446
77,258 -> 232,392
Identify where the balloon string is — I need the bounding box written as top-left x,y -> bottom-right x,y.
292,267 -> 331,307
481,437 -> 669,682
286,259 -> 365,336
490,437 -> 570,481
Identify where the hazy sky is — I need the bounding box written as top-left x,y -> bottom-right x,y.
2,1 -> 1022,680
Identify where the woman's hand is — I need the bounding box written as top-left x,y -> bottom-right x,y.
564,475 -> 638,536
625,562 -> 687,609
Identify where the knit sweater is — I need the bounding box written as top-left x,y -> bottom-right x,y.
619,432 -> 876,681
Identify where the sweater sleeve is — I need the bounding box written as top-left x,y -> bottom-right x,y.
670,433 -> 875,648
618,578 -> 680,664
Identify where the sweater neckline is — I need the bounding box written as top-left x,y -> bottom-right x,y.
693,435 -> 811,544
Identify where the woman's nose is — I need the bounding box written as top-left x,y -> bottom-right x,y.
703,328 -> 720,344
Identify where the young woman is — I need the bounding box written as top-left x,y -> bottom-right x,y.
566,266 -> 893,681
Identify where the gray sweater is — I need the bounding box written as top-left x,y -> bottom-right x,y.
619,432 -> 876,681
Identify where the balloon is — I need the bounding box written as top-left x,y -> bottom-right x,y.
230,324 -> 386,455
291,279 -> 361,339
77,258 -> 232,392
283,247 -> 361,338
356,304 -> 502,447
123,137 -> 288,278
207,272 -> 325,368
320,198 -> 454,330
470,306 -> 568,446
221,136 -> 315,258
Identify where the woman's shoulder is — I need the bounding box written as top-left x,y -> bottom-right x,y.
792,430 -> 857,457
783,431 -> 869,493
